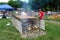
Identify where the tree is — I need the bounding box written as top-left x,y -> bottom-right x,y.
55,0 -> 60,11
46,0 -> 60,11
29,0 -> 49,11
0,2 -> 6,5
8,0 -> 23,9
29,0 -> 60,11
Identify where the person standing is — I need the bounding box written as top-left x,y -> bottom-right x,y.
39,9 -> 45,20
2,11 -> 7,18
39,9 -> 45,30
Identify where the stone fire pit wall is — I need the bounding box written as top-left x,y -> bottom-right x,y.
12,15 -> 45,38
12,17 -> 22,34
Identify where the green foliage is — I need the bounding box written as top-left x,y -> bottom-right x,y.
45,0 -> 60,11
29,0 -> 60,11
8,0 -> 23,9
0,0 -> 23,9
29,0 -> 49,11
0,2 -> 7,5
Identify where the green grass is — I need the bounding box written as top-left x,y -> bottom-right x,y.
0,19 -> 60,40
0,19 -> 22,40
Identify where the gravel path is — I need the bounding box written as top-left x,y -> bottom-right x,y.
46,20 -> 60,26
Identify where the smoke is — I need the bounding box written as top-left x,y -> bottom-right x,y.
22,1 -> 31,12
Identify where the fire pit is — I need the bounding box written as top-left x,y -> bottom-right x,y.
12,11 -> 45,38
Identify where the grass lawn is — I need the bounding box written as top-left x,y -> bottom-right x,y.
0,19 -> 60,40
